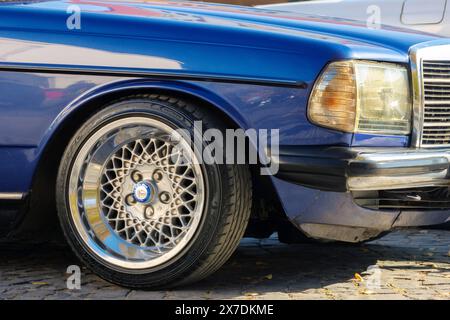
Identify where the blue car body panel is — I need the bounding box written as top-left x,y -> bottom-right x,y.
0,0 -> 447,233
0,73 -> 346,191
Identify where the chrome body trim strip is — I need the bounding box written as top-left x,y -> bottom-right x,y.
0,63 -> 307,89
348,172 -> 449,191
0,192 -> 24,200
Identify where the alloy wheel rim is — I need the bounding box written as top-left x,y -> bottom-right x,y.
68,116 -> 205,270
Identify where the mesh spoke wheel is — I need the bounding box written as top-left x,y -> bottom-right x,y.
67,117 -> 205,270
57,96 -> 252,288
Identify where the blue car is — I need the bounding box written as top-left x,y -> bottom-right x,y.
0,0 -> 449,288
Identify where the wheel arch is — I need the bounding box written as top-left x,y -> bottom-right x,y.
19,79 -> 284,237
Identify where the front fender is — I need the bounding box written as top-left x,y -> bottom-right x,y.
39,78 -> 252,156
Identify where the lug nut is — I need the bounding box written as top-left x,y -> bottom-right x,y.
153,170 -> 163,182
126,194 -> 136,206
159,191 -> 171,204
144,206 -> 154,219
131,171 -> 143,182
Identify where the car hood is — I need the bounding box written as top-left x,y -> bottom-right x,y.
4,0 -> 441,58
0,0 -> 444,85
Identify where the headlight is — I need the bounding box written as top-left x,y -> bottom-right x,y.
308,60 -> 412,135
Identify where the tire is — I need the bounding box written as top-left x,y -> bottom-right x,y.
56,94 -> 252,289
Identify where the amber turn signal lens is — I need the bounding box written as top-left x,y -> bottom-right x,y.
308,61 -> 357,132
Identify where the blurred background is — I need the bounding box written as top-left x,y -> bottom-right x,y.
193,0 -> 449,38
197,0 -> 309,5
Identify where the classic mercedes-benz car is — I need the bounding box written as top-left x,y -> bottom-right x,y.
0,0 -> 449,288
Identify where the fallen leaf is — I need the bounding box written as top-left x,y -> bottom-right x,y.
244,292 -> 259,297
419,262 -> 439,269
354,273 -> 364,282
323,288 -> 336,299
264,274 -> 273,280
32,282 -> 48,286
386,283 -> 407,295
358,289 -> 370,295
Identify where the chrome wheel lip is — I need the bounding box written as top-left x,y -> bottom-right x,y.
68,116 -> 205,271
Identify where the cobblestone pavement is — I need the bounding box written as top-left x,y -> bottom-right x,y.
0,229 -> 449,300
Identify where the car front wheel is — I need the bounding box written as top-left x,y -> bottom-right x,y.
56,94 -> 252,288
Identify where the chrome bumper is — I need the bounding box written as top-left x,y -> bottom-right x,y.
274,146 -> 450,192
347,149 -> 450,191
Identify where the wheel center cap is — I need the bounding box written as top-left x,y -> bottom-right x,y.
133,181 -> 153,204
